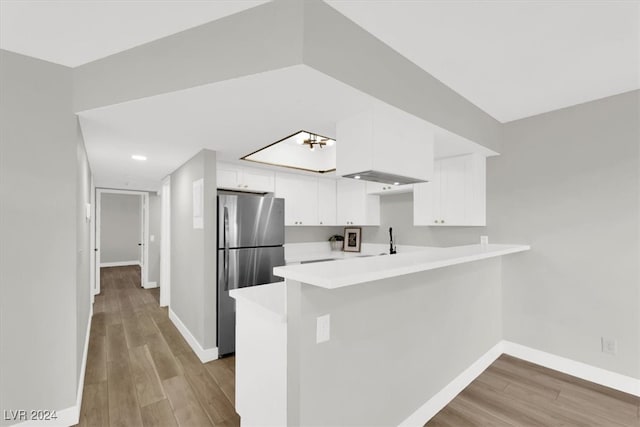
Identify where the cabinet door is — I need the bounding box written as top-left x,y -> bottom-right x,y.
337,179 -> 366,225
242,166 -> 275,193
318,179 -> 337,226
275,173 -> 318,226
217,163 -> 242,190
413,162 -> 441,225
440,156 -> 466,226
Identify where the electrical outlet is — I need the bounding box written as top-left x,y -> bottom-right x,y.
316,314 -> 330,344
601,337 -> 617,355
480,235 -> 489,245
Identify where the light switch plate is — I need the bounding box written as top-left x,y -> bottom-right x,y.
316,314 -> 330,344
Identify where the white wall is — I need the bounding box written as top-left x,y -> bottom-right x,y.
170,149 -> 218,349
0,49 -> 91,424
492,91 -> 640,378
100,193 -> 141,264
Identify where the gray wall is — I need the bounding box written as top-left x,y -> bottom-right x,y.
285,226 -> 344,244
148,193 -> 162,284
362,192 -> 484,248
100,193 -> 141,264
171,149 -> 218,349
0,50 -> 90,423
363,92 -> 640,379
288,259 -> 503,425
76,123 -> 92,378
492,91 -> 640,378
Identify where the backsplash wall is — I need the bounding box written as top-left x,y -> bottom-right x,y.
285,226 -> 344,244
361,192 -> 486,247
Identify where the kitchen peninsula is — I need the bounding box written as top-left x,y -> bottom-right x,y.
230,243 -> 529,426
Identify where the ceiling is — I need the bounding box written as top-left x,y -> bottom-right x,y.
3,0 -> 637,190
79,65 -> 490,191
0,0 -> 269,67
326,0 -> 640,123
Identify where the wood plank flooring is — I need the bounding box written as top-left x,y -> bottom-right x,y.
80,266 -> 640,426
426,354 -> 640,426
77,266 -> 238,427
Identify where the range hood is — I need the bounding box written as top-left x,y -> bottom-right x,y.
336,103 -> 434,185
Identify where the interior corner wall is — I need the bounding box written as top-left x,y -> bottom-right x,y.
490,90 -> 640,379
170,149 -> 218,350
148,193 -> 162,284
0,50 -> 79,423
76,120 -> 92,379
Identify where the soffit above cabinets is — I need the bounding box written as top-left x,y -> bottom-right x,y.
79,65 -> 498,191
0,1 -> 269,67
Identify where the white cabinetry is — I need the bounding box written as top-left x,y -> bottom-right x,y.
337,179 -> 380,226
414,154 -> 486,226
275,172 -> 318,226
317,178 -> 337,226
336,103 -> 434,184
217,162 -> 275,193
366,182 -> 413,195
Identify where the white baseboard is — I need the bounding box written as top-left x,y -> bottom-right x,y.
143,281 -> 158,289
169,308 -> 218,363
502,341 -> 640,397
398,341 -> 504,427
100,261 -> 140,268
401,340 -> 640,426
13,306 -> 93,427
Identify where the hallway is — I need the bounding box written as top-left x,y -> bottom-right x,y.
78,266 -> 238,427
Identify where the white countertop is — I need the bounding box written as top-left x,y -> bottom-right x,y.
274,243 -> 530,289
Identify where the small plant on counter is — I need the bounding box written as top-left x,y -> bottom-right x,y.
329,234 -> 344,251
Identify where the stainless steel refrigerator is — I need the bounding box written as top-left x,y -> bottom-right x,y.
217,192 -> 285,356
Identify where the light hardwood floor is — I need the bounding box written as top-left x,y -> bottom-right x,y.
77,266 -> 238,427
426,354 -> 640,426
80,266 -> 640,427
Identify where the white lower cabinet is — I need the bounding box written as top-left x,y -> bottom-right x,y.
337,179 -> 380,226
275,172 -> 318,226
414,153 -> 486,226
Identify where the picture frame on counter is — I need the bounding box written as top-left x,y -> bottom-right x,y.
343,227 -> 362,252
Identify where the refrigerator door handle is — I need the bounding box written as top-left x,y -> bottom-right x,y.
224,206 -> 230,291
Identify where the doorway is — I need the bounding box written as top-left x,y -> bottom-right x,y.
95,189 -> 150,295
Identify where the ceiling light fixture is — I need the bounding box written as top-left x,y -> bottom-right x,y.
131,154 -> 147,161
300,132 -> 335,151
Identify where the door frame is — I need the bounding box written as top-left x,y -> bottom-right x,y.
95,188 -> 150,294
159,176 -> 171,307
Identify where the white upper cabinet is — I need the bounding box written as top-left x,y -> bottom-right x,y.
217,162 -> 275,193
414,153 -> 486,226
337,179 -> 380,226
336,103 -> 434,185
317,178 -> 337,226
275,172 -> 318,226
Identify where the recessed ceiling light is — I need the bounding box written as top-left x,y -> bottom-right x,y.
131,155 -> 147,161
354,175 -> 361,179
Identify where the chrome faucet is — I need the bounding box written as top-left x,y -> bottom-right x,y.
389,227 -> 397,254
